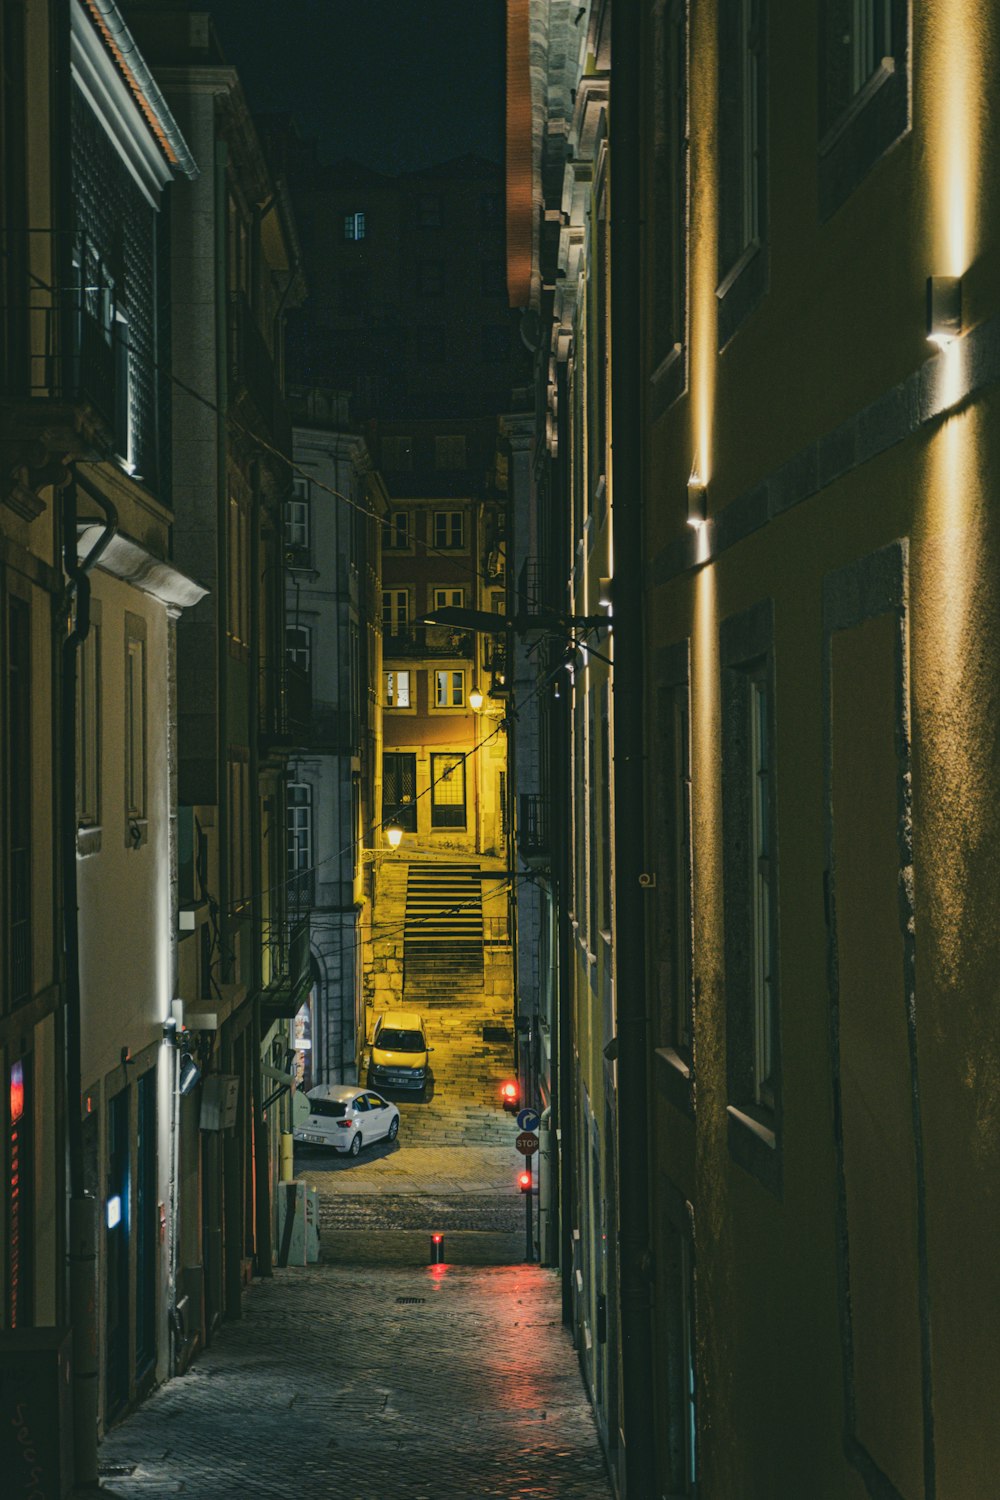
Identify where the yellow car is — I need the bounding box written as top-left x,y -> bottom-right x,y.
367,1009 -> 431,1094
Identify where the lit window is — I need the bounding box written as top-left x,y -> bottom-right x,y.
434,670 -> 465,708
385,670 -> 411,709
344,211 -> 366,240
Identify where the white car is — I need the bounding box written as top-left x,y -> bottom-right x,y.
292,1083 -> 400,1157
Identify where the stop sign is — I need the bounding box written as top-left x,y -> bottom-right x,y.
516,1131 -> 539,1156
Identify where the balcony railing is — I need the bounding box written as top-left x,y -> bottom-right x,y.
383,624 -> 474,659
518,792 -> 550,862
261,914 -> 312,1022
2,289 -> 120,444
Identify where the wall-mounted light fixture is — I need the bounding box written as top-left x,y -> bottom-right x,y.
469,685 -> 484,711
687,472 -> 708,529
926,275 -> 963,346
178,1051 -> 201,1096
385,822 -> 403,849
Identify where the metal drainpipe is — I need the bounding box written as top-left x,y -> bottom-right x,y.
609,0 -> 656,1489
249,456 -> 272,1276
62,475 -> 118,1486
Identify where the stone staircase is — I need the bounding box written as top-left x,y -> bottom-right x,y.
404,863 -> 484,989
364,856 -> 517,1145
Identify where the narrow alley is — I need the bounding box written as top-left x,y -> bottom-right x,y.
86,1133 -> 612,1500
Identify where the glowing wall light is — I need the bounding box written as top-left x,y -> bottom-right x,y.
385,822 -> 404,850
926,275 -> 963,347
687,473 -> 708,529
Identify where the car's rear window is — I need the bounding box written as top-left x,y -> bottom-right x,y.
308,1099 -> 347,1118
377,1029 -> 424,1052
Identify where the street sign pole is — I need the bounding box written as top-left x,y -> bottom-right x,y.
524,1155 -> 533,1263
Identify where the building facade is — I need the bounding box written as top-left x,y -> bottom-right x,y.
284,392 -> 386,1086
513,0 -> 1000,1496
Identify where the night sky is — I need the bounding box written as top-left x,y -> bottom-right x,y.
205,0 -> 505,174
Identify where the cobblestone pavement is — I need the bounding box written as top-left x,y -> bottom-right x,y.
87,1145 -> 610,1499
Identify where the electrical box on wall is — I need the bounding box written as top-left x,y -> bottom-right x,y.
199,1074 -> 239,1131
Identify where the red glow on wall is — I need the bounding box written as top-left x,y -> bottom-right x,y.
9,1061 -> 24,1124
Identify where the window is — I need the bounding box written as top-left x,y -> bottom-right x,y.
433,511 -> 464,550
417,260 -> 445,296
434,669 -> 465,708
417,194 -> 442,228
286,478 -> 311,558
285,625 -> 311,675
124,617 -> 146,828
228,494 -> 249,647
287,782 -> 313,907
382,589 -> 409,636
721,600 -> 780,1187
384,670 -> 411,708
818,0 -> 908,218
717,0 -> 768,346
434,434 -> 466,470
343,211 -> 366,240
433,587 -> 464,613
381,435 -> 413,470
77,621 -> 101,829
383,751 -> 417,831
383,511 -> 411,550
431,753 -> 466,828
651,0 -> 689,406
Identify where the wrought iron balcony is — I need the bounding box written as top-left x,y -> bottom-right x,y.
260,914 -> 312,1022
517,792 -> 550,863
383,624 -> 474,659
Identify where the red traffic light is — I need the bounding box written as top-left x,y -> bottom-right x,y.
518,1170 -> 532,1194
501,1079 -> 520,1113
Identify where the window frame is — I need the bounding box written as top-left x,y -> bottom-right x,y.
650,0 -> 690,414
383,510 -> 412,551
716,0 -> 769,347
432,668 -> 465,710
817,0 -> 909,219
384,669 -> 412,710
433,510 -> 464,551
430,752 -> 467,828
381,589 -> 410,638
287,781 -> 314,908
285,624 -> 311,677
720,599 -> 781,1192
77,614 -> 101,834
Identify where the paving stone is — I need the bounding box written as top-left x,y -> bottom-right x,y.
84,1146 -> 609,1500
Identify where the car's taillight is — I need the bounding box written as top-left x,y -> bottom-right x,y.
336,1120 -> 352,1128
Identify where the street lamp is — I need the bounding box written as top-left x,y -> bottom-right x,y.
469,684 -> 484,711
385,822 -> 403,849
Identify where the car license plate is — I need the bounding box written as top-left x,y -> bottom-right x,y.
305,1132 -> 325,1144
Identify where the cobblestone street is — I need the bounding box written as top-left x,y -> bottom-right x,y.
86,1140 -> 612,1499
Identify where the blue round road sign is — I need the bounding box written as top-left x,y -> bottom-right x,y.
516,1108 -> 540,1132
